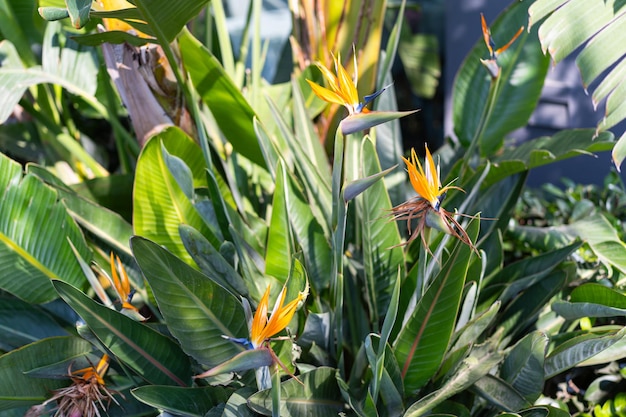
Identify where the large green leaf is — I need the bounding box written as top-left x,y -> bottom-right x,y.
179,29 -> 265,167
53,281 -> 192,386
544,327 -> 626,378
265,162 -> 293,283
131,236 -> 248,368
247,367 -> 345,416
509,214 -> 626,275
0,295 -> 70,350
480,242 -> 581,306
0,153 -> 90,303
132,385 -> 230,417
0,336 -> 93,411
501,332 -> 548,402
357,138 -> 404,323
394,219 -> 479,394
529,0 -> 626,168
485,129 -> 614,188
279,159 -> 333,292
124,0 -> 209,43
27,165 -> 133,257
179,224 -> 249,298
453,0 -> 550,155
403,344 -> 503,417
133,127 -> 214,266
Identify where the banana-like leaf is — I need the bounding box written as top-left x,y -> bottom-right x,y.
501,332 -> 548,402
278,159 -> 332,292
356,138 -> 404,322
403,345 -> 503,417
485,129 -> 614,188
132,385 -> 230,417
394,219 -> 479,394
247,367 -> 345,416
529,0 -> 626,169
179,224 -> 249,298
472,374 -> 531,411
0,336 -> 93,411
179,29 -> 265,167
53,281 -> 192,386
131,236 -> 248,367
553,282 -> 626,319
28,165 -> 133,257
499,269 -> 570,339
509,214 -> 626,275
480,241 -> 581,306
544,327 -> 626,378
453,0 -> 550,155
133,127 -> 216,266
0,295 -> 70,350
0,153 -> 91,303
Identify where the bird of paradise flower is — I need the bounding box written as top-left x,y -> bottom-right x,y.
391,145 -> 477,253
480,13 -> 524,79
306,52 -> 417,135
195,285 -> 307,387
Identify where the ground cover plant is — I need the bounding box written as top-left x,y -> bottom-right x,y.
1,0 -> 626,416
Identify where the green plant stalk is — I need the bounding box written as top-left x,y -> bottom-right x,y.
203,4 -> 212,51
464,74 -> 501,165
234,0 -> 254,88
250,0 -> 262,109
331,131 -> 346,366
271,364 -> 281,417
210,0 -> 235,77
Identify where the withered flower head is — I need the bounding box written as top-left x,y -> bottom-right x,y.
26,355 -> 119,417
392,145 -> 477,252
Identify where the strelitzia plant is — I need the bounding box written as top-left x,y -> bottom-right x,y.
392,145 -> 476,252
307,52 -> 416,134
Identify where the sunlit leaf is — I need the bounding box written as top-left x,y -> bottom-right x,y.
54,281 -> 192,386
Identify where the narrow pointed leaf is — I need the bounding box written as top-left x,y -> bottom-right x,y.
179,29 -> 265,167
65,0 -> 90,28
343,163 -> 398,203
340,110 -> 418,135
53,281 -> 192,386
545,328 -> 626,378
394,220 -> 479,394
195,349 -> 273,379
131,236 -> 248,367
179,224 -> 248,298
